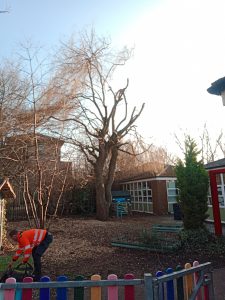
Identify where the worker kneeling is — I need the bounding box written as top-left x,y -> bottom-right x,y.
9,228 -> 53,281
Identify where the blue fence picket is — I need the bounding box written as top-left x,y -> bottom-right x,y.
15,288 -> 22,300
40,276 -> 51,300
166,268 -> 174,300
56,275 -> 68,300
156,271 -> 164,300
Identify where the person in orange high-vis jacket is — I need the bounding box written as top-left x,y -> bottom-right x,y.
9,229 -> 53,281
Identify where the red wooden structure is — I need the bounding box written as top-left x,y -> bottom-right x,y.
205,158 -> 225,236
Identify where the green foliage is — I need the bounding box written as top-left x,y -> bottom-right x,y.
67,186 -> 95,215
139,228 -> 159,245
180,228 -> 225,255
176,136 -> 209,230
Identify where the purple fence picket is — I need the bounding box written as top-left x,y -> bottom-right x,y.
156,271 -> 164,300
4,277 -> 16,300
107,274 -> 118,300
40,276 -> 51,300
166,268 -> 174,300
124,274 -> 135,300
22,277 -> 33,300
193,261 -> 202,300
56,275 -> 68,300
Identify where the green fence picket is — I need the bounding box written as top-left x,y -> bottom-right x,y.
74,275 -> 84,300
176,265 -> 184,300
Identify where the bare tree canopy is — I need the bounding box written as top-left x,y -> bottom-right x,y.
53,30 -> 145,220
0,46 -> 73,228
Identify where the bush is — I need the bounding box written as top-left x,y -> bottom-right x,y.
180,228 -> 225,255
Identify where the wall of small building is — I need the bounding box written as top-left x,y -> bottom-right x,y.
119,177 -> 177,215
207,207 -> 225,223
151,180 -> 168,215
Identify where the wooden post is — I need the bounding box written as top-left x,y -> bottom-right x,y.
144,273 -> 154,300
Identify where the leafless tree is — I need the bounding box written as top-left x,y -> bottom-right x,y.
53,30 -> 145,220
116,140 -> 175,180
0,46 -> 73,228
175,124 -> 224,164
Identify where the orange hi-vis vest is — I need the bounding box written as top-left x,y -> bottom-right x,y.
13,229 -> 47,263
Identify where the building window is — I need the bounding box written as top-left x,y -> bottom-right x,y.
122,180 -> 152,213
167,180 -> 179,204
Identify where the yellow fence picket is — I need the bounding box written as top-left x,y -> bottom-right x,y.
91,274 -> 101,300
184,263 -> 193,299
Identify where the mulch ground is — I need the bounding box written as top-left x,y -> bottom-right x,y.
5,214 -> 225,280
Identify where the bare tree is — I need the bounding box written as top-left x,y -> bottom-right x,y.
116,141 -> 175,180
53,31 -> 145,220
175,125 -> 224,164
0,46 -> 73,228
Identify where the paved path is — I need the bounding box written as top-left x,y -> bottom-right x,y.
213,267 -> 225,299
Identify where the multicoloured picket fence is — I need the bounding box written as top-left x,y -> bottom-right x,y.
0,261 -> 214,299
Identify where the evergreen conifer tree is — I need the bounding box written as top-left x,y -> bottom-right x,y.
176,136 -> 209,229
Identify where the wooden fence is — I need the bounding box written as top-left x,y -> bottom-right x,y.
0,261 -> 214,299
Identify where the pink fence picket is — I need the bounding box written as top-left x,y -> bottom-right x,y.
107,274 -> 118,300
40,276 -> 50,300
124,273 -> 135,300
4,277 -> 16,300
193,261 -> 202,300
22,277 -> 33,300
91,274 -> 101,300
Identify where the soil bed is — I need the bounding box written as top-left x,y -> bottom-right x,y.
6,214 -> 225,280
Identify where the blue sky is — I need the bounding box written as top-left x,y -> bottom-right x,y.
0,0 -> 155,57
1,0 -> 225,157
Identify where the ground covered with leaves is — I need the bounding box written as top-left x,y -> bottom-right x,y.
5,214 -> 225,280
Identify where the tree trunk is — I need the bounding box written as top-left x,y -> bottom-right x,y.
105,146 -> 118,213
95,179 -> 109,220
